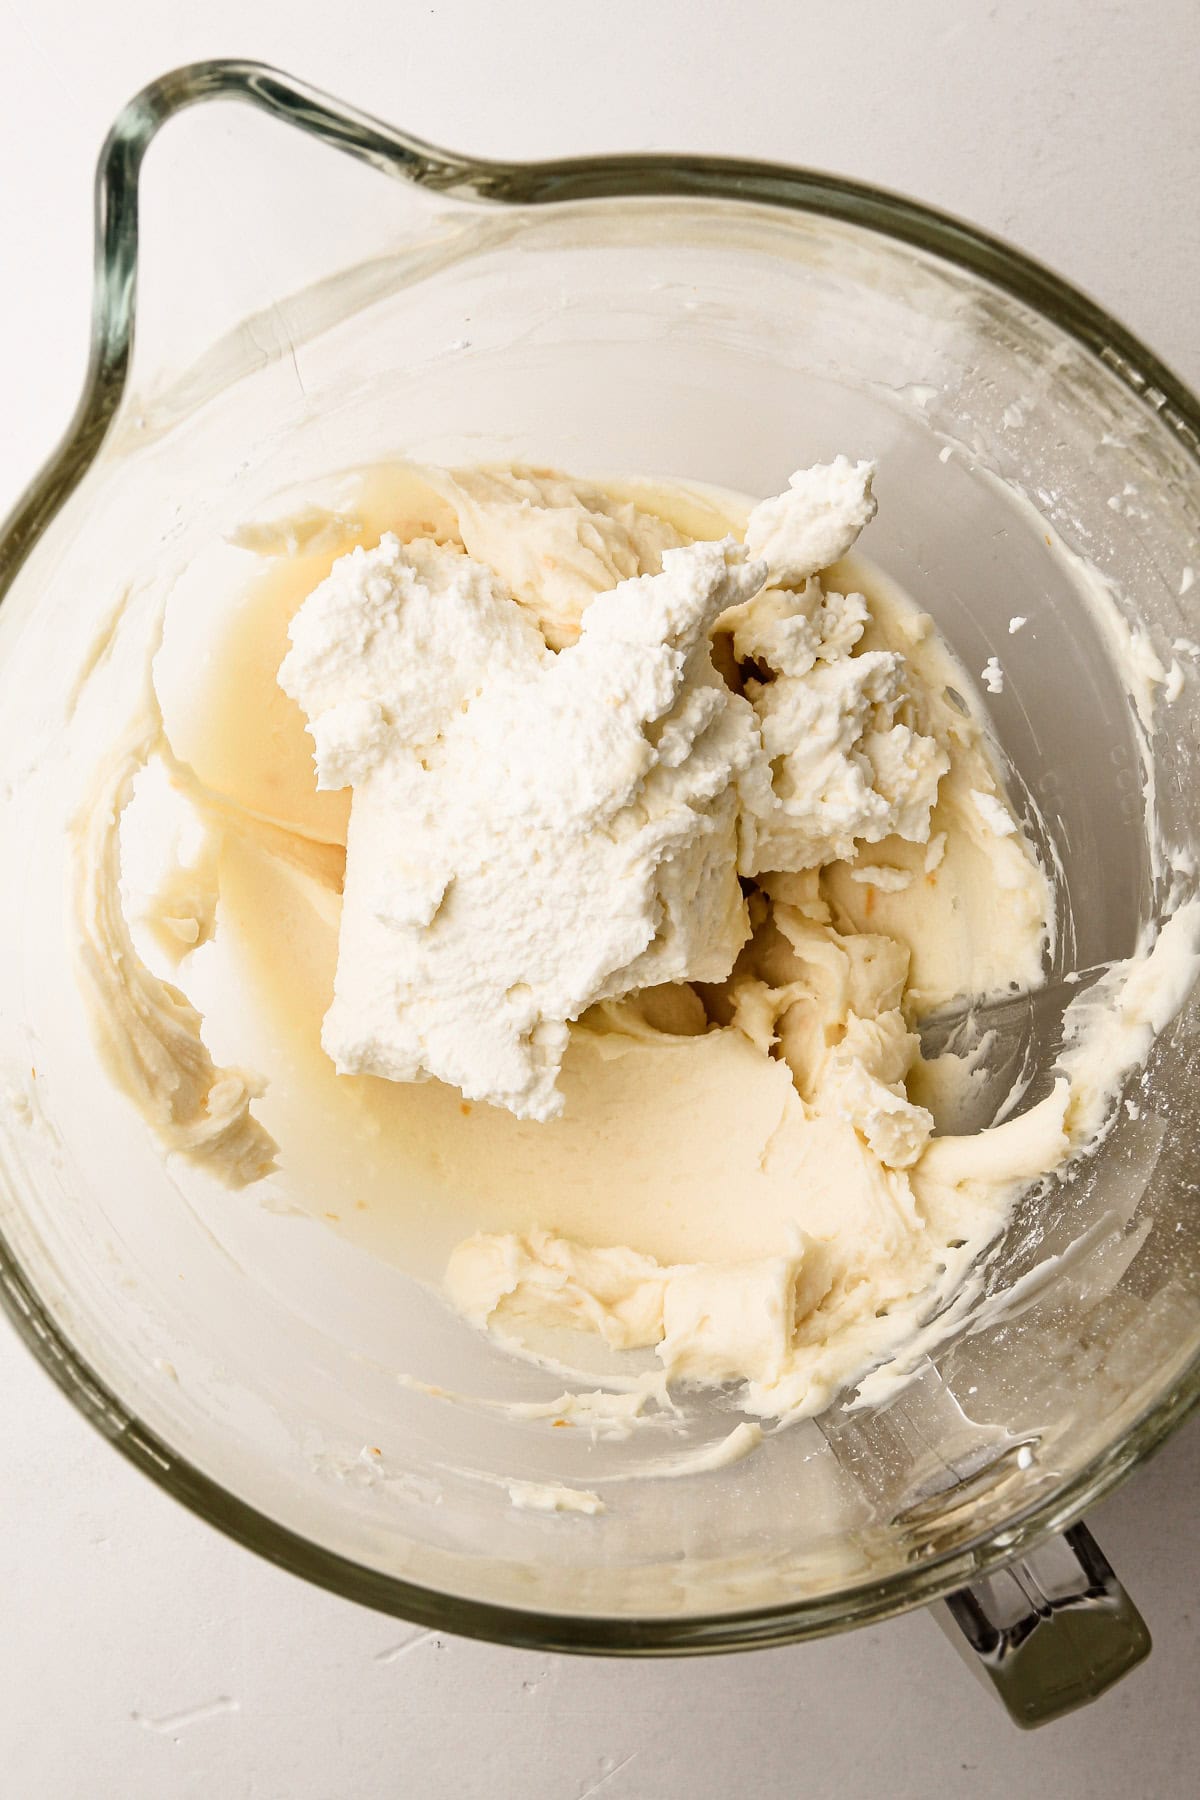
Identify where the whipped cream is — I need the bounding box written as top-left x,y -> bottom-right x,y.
280,458 -> 948,1122
68,453 -> 1198,1435
278,532 -> 764,1120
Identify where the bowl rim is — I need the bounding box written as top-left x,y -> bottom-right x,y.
1,56 -> 1197,1654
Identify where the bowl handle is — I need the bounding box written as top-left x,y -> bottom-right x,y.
935,1522 -> 1150,1727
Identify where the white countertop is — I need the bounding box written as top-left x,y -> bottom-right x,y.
1,3 -> 1197,1793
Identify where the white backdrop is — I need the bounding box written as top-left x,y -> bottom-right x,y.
1,3 -> 1197,1795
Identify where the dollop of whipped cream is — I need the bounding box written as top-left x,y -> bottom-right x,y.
279,458 -> 948,1121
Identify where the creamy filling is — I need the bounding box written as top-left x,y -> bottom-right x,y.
69,458 -> 1194,1424
275,458 -> 962,1124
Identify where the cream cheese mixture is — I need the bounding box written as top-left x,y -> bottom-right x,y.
71,458 -> 1200,1424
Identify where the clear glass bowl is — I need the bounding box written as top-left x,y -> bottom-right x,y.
1,62 -> 1197,1689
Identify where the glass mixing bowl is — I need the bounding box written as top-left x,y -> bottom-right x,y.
2,61 -> 1198,1725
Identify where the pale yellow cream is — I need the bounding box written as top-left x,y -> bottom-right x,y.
74,462 -> 1089,1421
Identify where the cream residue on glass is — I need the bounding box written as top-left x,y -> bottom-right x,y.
71,457 -> 1200,1434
